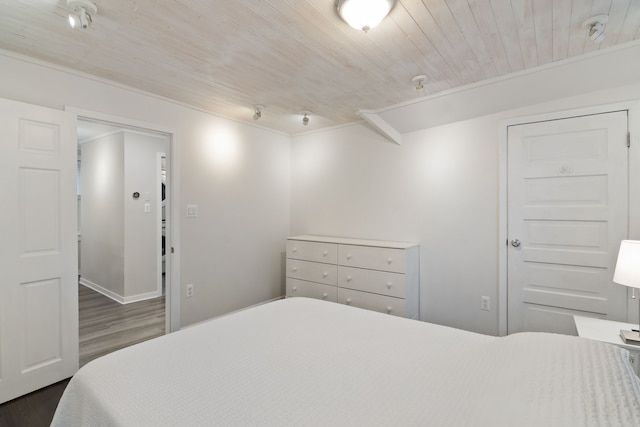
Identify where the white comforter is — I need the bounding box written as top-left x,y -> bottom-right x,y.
52,297 -> 640,426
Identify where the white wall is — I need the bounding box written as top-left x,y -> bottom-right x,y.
179,120 -> 290,324
290,120 -> 500,335
80,130 -> 169,303
80,132 -> 125,297
291,81 -> 640,336
123,131 -> 169,300
0,52 -> 291,327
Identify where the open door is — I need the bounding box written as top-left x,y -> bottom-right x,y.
0,98 -> 78,403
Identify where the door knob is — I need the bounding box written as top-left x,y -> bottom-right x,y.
511,239 -> 521,248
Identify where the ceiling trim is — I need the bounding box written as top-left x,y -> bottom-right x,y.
0,49 -> 291,137
375,39 -> 640,115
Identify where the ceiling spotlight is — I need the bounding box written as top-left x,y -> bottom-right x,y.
582,14 -> 608,44
301,111 -> 311,126
412,75 -> 428,92
253,105 -> 264,121
67,0 -> 97,29
337,0 -> 396,33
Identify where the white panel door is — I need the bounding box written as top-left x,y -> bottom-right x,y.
507,111 -> 628,335
0,98 -> 78,403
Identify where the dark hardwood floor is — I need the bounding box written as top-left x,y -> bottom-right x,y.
0,283 -> 165,426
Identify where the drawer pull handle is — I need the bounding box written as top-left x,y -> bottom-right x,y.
386,306 -> 392,314
292,266 -> 298,272
323,272 -> 328,278
292,286 -> 297,292
323,250 -> 328,256
346,253 -> 352,260
292,247 -> 298,253
346,275 -> 352,282
322,292 -> 328,299
387,257 -> 393,264
386,282 -> 392,289
346,298 -> 352,305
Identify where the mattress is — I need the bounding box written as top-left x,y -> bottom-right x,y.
52,297 -> 640,426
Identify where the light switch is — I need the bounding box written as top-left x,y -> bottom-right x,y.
186,204 -> 198,217
144,203 -> 151,213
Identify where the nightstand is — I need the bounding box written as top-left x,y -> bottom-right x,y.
574,316 -> 640,376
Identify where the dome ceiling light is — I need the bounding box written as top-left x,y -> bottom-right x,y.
336,0 -> 396,33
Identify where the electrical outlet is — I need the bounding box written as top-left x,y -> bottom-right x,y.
186,283 -> 194,298
481,296 -> 491,311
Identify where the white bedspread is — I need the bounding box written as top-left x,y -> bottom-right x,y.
52,298 -> 640,426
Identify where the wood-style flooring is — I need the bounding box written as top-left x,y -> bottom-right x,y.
79,283 -> 165,367
0,284 -> 165,427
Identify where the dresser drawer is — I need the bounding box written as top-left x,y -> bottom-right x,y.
338,266 -> 405,298
338,288 -> 406,317
286,278 -> 337,302
338,244 -> 406,273
286,259 -> 337,285
287,240 -> 337,264
287,279 -> 338,302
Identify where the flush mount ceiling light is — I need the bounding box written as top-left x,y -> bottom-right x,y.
253,105 -> 264,121
337,0 -> 396,33
582,14 -> 608,43
67,0 -> 97,29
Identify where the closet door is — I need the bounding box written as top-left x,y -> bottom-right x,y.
0,98 -> 78,403
507,111 -> 628,335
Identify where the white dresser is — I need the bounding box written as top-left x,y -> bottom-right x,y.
286,235 -> 419,319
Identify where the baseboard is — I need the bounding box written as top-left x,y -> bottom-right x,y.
122,291 -> 162,304
79,278 -> 162,305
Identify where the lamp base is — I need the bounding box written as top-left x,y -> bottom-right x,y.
619,329 -> 640,345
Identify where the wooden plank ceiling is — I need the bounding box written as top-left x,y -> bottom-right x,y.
0,0 -> 639,134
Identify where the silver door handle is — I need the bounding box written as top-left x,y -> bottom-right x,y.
511,239 -> 521,247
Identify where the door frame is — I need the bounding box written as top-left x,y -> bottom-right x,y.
67,106 -> 181,333
498,100 -> 640,336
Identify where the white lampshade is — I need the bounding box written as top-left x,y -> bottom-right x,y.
613,240 -> 640,289
337,0 -> 396,32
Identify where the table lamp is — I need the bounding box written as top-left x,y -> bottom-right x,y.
613,240 -> 640,344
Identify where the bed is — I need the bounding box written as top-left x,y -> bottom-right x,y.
52,297 -> 640,426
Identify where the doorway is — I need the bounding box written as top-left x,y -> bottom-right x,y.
76,117 -> 173,363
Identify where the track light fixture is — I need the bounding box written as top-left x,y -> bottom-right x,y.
412,75 -> 428,92
67,0 -> 97,29
253,105 -> 264,121
582,14 -> 608,44
301,111 -> 311,126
